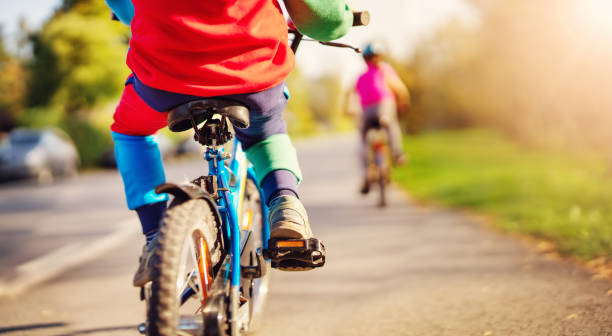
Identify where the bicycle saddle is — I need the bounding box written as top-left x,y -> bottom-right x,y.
167,99 -> 250,132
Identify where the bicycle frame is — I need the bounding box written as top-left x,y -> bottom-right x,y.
207,139 -> 270,282
203,137 -> 269,333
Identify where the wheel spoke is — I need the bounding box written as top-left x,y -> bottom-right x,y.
189,236 -> 206,302
177,271 -> 193,300
176,236 -> 193,296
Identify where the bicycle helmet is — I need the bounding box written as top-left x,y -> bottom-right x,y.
362,41 -> 386,60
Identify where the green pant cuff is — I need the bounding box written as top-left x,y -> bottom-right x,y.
245,134 -> 303,186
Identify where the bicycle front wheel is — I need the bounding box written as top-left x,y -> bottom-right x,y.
146,198 -> 222,336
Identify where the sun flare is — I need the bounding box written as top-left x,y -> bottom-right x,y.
576,0 -> 612,33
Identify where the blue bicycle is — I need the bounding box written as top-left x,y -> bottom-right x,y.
138,12 -> 369,336
139,96 -> 328,336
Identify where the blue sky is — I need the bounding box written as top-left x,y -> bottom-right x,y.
0,0 -> 60,35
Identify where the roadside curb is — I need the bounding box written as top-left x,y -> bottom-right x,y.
0,219 -> 139,299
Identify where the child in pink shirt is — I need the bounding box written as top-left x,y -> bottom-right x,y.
354,42 -> 410,194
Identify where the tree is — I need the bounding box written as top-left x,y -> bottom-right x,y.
18,0 -> 130,167
26,0 -> 129,113
0,31 -> 27,131
406,0 -> 612,154
285,67 -> 319,135
309,73 -> 352,131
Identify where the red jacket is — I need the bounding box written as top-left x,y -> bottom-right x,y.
127,0 -> 294,97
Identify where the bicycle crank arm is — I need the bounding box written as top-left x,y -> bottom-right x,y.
263,238 -> 326,271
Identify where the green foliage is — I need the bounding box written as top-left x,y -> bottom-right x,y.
285,69 -> 319,136
60,0 -> 110,18
12,0 -> 130,167
27,13 -> 129,113
26,33 -> 61,107
393,129 -> 612,260
387,58 -> 421,134
17,106 -> 64,128
60,113 -> 113,168
403,21 -> 481,131
309,73 -> 353,132
285,68 -> 355,137
405,1 -> 612,154
0,39 -> 28,131
0,30 -> 6,59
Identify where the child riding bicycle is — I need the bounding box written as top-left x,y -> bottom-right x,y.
105,0 -> 354,286
350,42 -> 410,194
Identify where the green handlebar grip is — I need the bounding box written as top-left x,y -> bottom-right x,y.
284,0 -> 354,41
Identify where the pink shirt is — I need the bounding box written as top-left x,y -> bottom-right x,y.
355,62 -> 399,108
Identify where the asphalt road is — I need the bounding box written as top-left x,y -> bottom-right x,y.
1,134 -> 611,336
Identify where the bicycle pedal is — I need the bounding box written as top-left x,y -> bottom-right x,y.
263,238 -> 326,271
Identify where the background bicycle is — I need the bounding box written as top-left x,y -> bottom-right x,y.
363,126 -> 391,207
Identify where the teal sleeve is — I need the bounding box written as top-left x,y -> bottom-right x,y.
105,0 -> 134,26
284,0 -> 354,42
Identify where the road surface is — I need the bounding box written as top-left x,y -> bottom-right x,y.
0,134 -> 611,335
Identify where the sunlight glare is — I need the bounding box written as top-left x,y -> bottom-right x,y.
577,0 -> 612,34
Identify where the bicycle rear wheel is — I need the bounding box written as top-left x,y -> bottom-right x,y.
146,198 -> 222,336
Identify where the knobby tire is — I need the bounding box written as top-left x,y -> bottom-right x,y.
147,198 -> 221,336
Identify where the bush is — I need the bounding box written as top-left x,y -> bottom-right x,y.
61,115 -> 112,168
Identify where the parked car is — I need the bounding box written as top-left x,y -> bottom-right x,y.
0,128 -> 79,183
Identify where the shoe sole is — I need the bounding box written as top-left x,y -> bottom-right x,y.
269,226 -> 309,240
275,266 -> 313,271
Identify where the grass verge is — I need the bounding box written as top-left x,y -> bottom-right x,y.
393,129 -> 612,261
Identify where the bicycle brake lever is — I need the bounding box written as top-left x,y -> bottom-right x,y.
318,41 -> 362,53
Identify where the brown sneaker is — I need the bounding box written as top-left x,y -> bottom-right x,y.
133,236 -> 159,287
268,195 -> 313,239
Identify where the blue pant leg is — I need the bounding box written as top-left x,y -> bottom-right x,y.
232,87 -> 289,150
111,131 -> 169,234
232,84 -> 300,203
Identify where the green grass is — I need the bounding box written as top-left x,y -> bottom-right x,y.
393,129 -> 612,260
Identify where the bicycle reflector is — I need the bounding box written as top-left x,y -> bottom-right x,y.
276,240 -> 306,248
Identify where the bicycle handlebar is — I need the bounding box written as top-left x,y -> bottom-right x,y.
290,10 -> 370,53
352,11 -> 370,27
